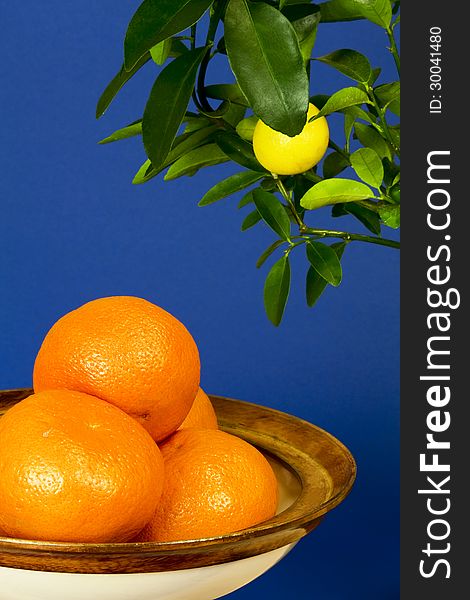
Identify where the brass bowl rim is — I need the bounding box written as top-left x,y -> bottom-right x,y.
0,388 -> 356,570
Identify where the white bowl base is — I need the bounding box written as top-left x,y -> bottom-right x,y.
0,542 -> 296,600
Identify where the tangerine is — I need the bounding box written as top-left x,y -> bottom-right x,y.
0,390 -> 164,542
33,296 -> 200,441
136,428 -> 278,542
177,387 -> 218,432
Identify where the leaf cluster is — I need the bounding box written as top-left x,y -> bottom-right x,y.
97,0 -> 400,325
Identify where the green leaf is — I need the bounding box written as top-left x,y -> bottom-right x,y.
199,171 -> 263,206
199,99 -> 246,128
319,0 -> 366,22
225,0 -> 309,136
282,3 -> 321,64
377,94 -> 400,119
264,255 -> 291,326
241,209 -> 262,231
204,83 -> 249,106
350,147 -> 384,188
316,49 -> 372,83
198,100 -> 231,119
313,87 -> 371,119
164,143 -> 229,180
216,36 -> 227,55
331,204 -> 349,218
96,53 -> 150,119
252,189 -> 291,241
150,39 -> 172,65
306,241 -> 342,286
183,115 -> 212,133
306,243 -> 346,307
306,267 -> 324,306
370,66 -> 382,84
309,94 -> 331,110
344,203 -> 381,235
323,151 -> 350,179
214,131 -> 266,172
389,180 -> 400,203
142,46 -> 208,170
320,0 -> 392,26
169,38 -> 190,58
342,105 -> 376,125
236,116 -> 259,142
382,157 -> 400,188
300,178 -> 374,210
374,81 -> 400,115
351,0 -> 392,28
166,126 -> 217,164
99,121 -> 142,145
293,176 -> 313,211
379,203 -> 400,228
256,239 -> 285,268
388,125 -> 400,150
260,178 -> 278,192
133,126 -> 218,184
199,102 -> 247,128
354,122 -> 392,161
238,189 -> 255,208
344,112 -> 355,153
221,104 -> 247,128
133,159 -> 157,185
124,0 -> 214,70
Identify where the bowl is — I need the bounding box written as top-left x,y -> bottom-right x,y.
0,388 -> 356,600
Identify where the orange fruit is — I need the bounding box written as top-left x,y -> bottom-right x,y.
177,387 -> 218,431
136,429 -> 278,542
0,390 -> 165,543
33,296 -> 200,441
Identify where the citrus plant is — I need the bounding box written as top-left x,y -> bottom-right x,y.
97,0 -> 400,325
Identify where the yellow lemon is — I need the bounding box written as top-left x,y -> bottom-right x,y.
253,103 -> 329,175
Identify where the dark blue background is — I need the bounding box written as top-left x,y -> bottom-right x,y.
0,2 -> 399,598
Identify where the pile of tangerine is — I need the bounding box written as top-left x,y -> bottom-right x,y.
0,296 -> 278,543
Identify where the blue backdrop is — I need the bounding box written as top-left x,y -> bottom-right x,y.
0,2 -> 399,598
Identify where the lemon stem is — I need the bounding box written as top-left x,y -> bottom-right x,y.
190,24 -> 197,50
196,51 -> 214,113
328,140 -> 350,164
367,86 -> 400,158
274,176 -> 305,229
303,171 -> 323,184
386,25 -> 401,76
195,0 -> 228,114
272,166 -> 399,251
302,228 -> 400,249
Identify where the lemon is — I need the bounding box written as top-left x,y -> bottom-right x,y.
253,103 -> 329,175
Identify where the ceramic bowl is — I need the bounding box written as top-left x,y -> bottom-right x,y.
0,388 -> 356,600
